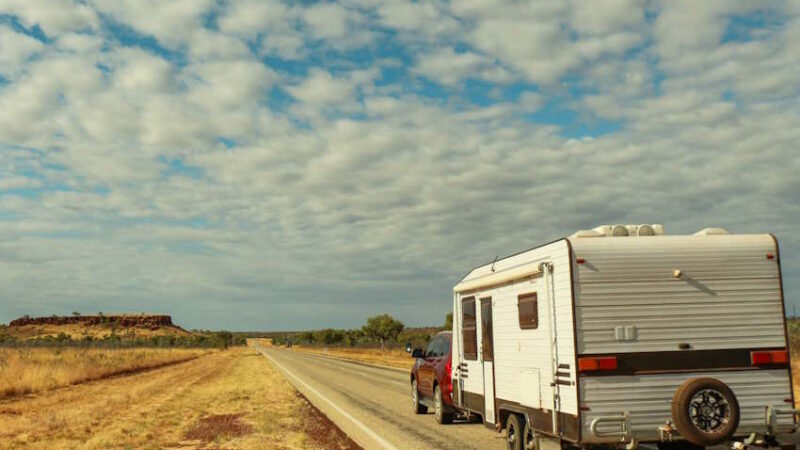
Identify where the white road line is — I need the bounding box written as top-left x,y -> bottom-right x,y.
256,345 -> 400,450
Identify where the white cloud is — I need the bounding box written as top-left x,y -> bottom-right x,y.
287,70 -> 356,105
413,47 -> 513,85
90,0 -> 214,48
0,0 -> 98,36
0,27 -> 45,78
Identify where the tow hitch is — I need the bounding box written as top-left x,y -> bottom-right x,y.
731,433 -> 792,450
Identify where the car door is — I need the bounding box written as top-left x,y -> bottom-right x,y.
419,336 -> 440,397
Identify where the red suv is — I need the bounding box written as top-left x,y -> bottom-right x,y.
409,331 -> 455,424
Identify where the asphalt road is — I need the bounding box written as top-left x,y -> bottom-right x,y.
254,344 -> 507,450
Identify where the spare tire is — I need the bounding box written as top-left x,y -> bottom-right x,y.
671,377 -> 740,446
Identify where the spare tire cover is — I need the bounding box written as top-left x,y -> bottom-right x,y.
671,377 -> 740,446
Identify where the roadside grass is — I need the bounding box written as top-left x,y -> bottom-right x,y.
258,340 -> 412,370
0,347 -> 208,398
0,346 -> 360,450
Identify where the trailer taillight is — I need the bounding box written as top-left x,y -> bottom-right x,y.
578,356 -> 618,372
750,349 -> 789,366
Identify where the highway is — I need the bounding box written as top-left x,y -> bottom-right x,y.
255,344 -> 507,450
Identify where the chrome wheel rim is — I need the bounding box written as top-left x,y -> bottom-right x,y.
689,388 -> 730,432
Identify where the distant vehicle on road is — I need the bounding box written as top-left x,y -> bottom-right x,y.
444,224 -> 798,450
409,331 -> 456,424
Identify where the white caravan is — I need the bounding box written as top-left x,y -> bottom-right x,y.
451,225 -> 797,450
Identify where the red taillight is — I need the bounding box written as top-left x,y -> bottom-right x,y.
443,359 -> 453,394
576,258 -> 586,264
751,350 -> 789,366
767,253 -> 775,260
578,356 -> 618,372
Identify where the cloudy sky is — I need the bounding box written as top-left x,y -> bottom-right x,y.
1,1 -> 799,331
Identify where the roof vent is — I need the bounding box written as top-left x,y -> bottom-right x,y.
694,227 -> 730,235
611,225 -> 629,237
571,224 -> 665,238
637,224 -> 655,236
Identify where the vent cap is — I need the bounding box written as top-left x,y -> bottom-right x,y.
571,224 -> 665,238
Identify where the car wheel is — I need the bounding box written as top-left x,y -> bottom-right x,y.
522,418 -> 537,450
434,385 -> 453,424
506,414 -> 523,450
412,379 -> 427,414
671,377 -> 739,447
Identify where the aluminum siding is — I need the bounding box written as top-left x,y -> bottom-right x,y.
570,234 -> 786,353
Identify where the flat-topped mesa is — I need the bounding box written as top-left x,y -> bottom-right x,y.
8,314 -> 175,329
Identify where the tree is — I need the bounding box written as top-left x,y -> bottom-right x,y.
72,311 -> 81,317
315,328 -> 344,347
362,314 -> 404,351
443,313 -> 453,330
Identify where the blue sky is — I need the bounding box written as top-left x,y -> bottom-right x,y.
1,1 -> 799,330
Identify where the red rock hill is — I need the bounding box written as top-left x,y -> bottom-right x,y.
9,315 -> 176,331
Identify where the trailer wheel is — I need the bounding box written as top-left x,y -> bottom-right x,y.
434,385 -> 453,424
412,379 -> 427,414
671,377 -> 739,447
505,414 -> 523,450
522,419 -> 537,450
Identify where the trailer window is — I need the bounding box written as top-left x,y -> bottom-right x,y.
518,292 -> 538,329
462,297 -> 477,360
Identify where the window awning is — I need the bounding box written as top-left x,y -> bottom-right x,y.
454,264 -> 542,294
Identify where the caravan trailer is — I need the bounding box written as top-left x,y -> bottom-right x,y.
450,225 -> 798,450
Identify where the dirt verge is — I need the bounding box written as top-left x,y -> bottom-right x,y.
296,391 -> 362,450
185,413 -> 253,443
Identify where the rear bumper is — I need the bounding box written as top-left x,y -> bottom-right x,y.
585,406 -> 799,447
580,369 -> 795,445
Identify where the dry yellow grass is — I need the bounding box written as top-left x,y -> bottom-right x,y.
0,347 -> 208,398
259,341 -> 413,370
0,346 -> 358,450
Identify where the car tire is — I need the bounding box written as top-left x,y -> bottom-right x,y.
522,418 -> 537,450
434,385 -> 453,424
506,414 -> 523,450
412,379 -> 427,414
671,377 -> 739,447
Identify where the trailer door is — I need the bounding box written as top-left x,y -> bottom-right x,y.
480,297 -> 496,425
